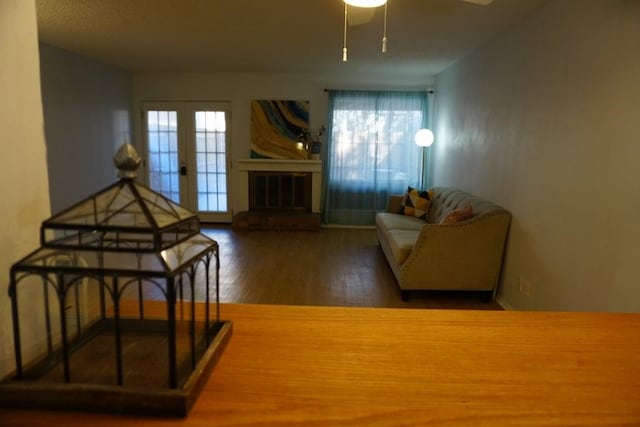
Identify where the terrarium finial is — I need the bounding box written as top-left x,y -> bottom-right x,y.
113,142 -> 141,179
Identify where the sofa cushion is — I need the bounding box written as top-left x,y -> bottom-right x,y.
441,205 -> 474,224
398,187 -> 434,220
375,212 -> 425,234
386,229 -> 420,265
428,187 -> 505,224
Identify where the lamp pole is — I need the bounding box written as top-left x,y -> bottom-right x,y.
414,128 -> 434,189
420,146 -> 426,189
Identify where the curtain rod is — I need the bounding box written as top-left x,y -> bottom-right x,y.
323,88 -> 434,94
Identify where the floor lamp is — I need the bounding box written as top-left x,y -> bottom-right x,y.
415,128 -> 435,189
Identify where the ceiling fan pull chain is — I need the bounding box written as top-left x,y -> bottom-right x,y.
381,1 -> 388,53
343,3 -> 349,62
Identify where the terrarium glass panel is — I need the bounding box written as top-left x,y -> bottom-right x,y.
135,184 -> 195,225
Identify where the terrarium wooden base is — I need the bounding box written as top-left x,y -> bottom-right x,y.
0,319 -> 232,417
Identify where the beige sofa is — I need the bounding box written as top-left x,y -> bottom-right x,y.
375,187 -> 511,300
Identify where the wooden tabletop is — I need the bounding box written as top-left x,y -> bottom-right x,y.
2,303 -> 640,426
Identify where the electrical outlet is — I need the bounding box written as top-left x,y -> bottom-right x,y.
518,277 -> 531,296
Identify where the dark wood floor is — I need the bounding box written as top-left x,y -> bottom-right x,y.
201,225 -> 502,310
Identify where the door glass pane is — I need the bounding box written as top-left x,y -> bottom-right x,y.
146,110 -> 180,202
194,111 -> 228,213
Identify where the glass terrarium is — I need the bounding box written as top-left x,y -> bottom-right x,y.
0,144 -> 232,416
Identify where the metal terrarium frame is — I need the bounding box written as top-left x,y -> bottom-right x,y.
0,144 -> 232,416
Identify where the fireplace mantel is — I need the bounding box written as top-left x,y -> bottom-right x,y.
238,159 -> 321,173
237,159 -> 322,213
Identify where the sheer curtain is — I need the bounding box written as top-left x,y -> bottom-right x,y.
323,90 -> 429,226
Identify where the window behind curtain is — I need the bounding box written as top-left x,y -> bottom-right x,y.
323,90 -> 428,226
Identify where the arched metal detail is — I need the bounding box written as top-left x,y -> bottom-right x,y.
56,273 -> 115,306
117,276 -> 168,300
10,271 -> 58,296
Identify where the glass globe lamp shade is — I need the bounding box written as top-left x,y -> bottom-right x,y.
415,128 -> 435,147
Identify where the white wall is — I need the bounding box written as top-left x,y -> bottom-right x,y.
132,72 -> 433,217
0,0 -> 52,377
39,43 -> 132,214
432,0 -> 640,312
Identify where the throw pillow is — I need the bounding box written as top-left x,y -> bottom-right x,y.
398,187 -> 434,220
440,205 -> 474,224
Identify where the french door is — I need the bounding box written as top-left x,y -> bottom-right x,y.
142,101 -> 231,223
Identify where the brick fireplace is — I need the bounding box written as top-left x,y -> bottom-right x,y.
249,170 -> 312,212
234,159 -> 322,230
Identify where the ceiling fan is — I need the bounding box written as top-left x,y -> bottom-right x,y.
341,0 -> 494,61
346,0 -> 494,26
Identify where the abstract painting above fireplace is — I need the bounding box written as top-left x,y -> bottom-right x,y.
250,100 -> 309,160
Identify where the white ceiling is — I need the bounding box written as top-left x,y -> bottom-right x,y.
36,0 -> 548,78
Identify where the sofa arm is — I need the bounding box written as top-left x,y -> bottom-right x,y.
399,212 -> 511,291
386,195 -> 404,213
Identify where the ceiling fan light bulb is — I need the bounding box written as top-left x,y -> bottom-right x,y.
344,0 -> 387,8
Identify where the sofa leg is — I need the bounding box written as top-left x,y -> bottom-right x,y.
401,290 -> 411,302
481,291 -> 494,302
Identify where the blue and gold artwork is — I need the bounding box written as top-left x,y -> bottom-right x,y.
251,100 -> 309,159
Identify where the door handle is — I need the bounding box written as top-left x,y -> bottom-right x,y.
180,165 -> 187,176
